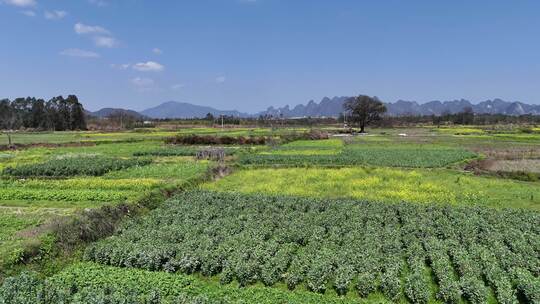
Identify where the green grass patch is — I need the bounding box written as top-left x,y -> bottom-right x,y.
435,127 -> 486,135
0,207 -> 64,266
0,210 -> 44,243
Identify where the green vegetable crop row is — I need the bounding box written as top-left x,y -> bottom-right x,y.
2,156 -> 152,177
84,191 -> 540,303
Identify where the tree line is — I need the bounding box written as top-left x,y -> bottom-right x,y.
0,95 -> 86,131
376,111 -> 540,127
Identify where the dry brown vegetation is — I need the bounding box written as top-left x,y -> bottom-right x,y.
471,146 -> 540,160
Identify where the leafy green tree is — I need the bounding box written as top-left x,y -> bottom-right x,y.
66,95 -> 87,130
453,106 -> 474,125
30,99 -> 47,129
0,99 -> 18,147
0,95 -> 87,132
0,99 -> 13,130
343,95 -> 387,133
10,97 -> 30,129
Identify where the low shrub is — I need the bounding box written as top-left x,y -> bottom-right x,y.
164,130 -> 330,146
165,135 -> 267,145
279,130 -> 330,143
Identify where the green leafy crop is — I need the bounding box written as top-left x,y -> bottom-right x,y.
2,156 -> 152,177
84,191 -> 540,302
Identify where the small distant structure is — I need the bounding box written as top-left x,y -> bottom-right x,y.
196,148 -> 226,162
398,133 -> 408,137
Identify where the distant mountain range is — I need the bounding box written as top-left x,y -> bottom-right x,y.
139,101 -> 248,119
88,98 -> 540,119
261,97 -> 540,117
88,108 -> 146,119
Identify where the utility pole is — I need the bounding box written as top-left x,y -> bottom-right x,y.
4,130 -> 14,148
221,115 -> 224,130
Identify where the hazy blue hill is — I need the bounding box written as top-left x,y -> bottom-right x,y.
88,108 -> 146,119
259,97 -> 540,117
140,101 -> 248,119
89,98 -> 540,120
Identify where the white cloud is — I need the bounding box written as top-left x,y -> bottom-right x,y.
21,10 -> 35,17
111,63 -> 131,70
3,0 -> 36,7
131,77 -> 154,87
88,0 -> 108,7
171,83 -> 185,90
74,22 -> 110,35
44,10 -> 67,20
152,48 -> 163,55
215,76 -> 226,83
133,61 -> 164,72
93,36 -> 118,48
60,48 -> 100,58
75,23 -> 118,48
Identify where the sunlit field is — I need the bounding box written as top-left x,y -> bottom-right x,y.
204,167 -> 540,209
0,140 -> 210,266
1,127 -> 539,304
3,1 -> 540,302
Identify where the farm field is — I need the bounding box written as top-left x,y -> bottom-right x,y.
83,191 -> 539,304
204,167 -> 540,209
0,130 -> 176,146
484,159 -> 540,174
0,127 -> 312,146
1,127 -> 540,304
5,1 -> 540,302
2,262 -> 368,304
0,140 -> 212,267
240,139 -> 478,168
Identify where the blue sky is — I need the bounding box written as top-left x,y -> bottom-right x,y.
1,0 -> 539,112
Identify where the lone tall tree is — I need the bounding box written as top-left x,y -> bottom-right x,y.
343,95 -> 387,133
